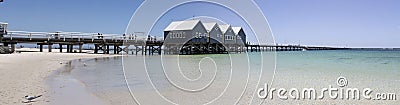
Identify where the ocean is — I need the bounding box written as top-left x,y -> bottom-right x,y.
50,50 -> 400,104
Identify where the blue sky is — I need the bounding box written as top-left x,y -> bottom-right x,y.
1,0 -> 399,48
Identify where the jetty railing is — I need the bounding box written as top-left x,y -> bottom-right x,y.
1,31 -> 164,54
5,31 -> 135,42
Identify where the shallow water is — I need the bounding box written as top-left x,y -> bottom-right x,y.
65,50 -> 400,104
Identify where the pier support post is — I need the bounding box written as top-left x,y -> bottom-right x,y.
149,46 -> 153,55
79,44 -> 83,53
135,46 -> 138,55
114,45 -> 117,54
10,43 -> 15,53
113,45 -> 116,54
69,45 -> 73,53
94,44 -> 98,54
39,44 -> 43,52
106,45 -> 110,54
48,44 -> 52,52
59,44 -> 63,53
66,45 -> 69,53
158,46 -> 162,55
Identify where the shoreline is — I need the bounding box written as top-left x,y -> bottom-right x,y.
0,51 -> 118,104
46,58 -> 110,105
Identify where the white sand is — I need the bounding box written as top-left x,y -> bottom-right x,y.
0,51 -> 116,104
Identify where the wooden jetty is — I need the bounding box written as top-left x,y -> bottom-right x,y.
245,44 -> 349,52
0,31 -> 163,55
1,31 -> 349,55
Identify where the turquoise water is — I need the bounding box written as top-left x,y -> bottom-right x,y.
276,50 -> 400,77
68,50 -> 400,104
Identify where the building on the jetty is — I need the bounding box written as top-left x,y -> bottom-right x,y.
163,20 -> 207,45
232,27 -> 246,45
232,27 -> 246,52
219,24 -> 242,52
219,24 -> 235,45
163,20 -> 246,54
163,20 -> 209,54
203,22 -> 223,44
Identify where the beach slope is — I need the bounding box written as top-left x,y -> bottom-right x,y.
0,52 -> 114,104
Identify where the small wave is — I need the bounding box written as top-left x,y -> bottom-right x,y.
337,57 -> 352,60
366,57 -> 400,59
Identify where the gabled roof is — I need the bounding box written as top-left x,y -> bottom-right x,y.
164,20 -> 201,31
219,24 -> 231,34
203,22 -> 217,32
232,27 -> 242,35
0,22 -> 8,25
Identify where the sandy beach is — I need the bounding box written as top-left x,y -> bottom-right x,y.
0,51 -> 116,104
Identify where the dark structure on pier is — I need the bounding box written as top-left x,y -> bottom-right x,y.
163,20 -> 247,54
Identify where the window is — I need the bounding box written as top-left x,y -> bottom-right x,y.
173,33 -> 176,38
181,32 -> 184,38
176,32 -> 183,38
198,32 -> 201,38
171,32 -> 175,39
225,35 -> 234,40
181,33 -> 184,38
